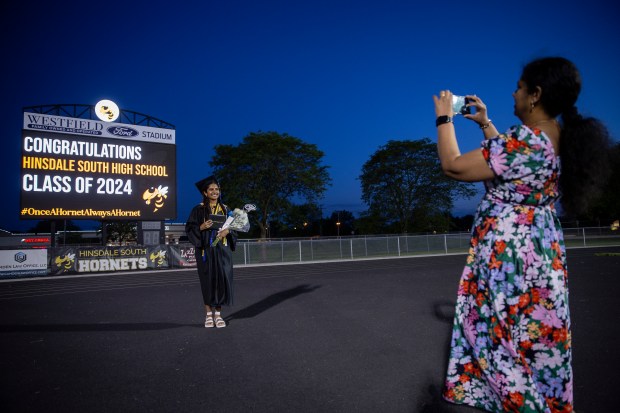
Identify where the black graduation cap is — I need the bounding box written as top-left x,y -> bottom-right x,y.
195,176 -> 219,194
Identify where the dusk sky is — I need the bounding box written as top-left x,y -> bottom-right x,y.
2,0 -> 619,232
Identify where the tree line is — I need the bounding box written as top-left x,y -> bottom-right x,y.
208,131 -> 619,238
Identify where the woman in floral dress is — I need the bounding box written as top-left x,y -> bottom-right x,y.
433,57 -> 611,412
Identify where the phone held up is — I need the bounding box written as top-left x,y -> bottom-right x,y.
452,95 -> 472,115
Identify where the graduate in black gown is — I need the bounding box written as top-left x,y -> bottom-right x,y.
185,176 -> 237,328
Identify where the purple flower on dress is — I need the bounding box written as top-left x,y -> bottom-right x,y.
463,318 -> 478,347
538,368 -> 564,398
502,262 -> 515,274
542,228 -> 553,248
501,281 -> 515,296
489,151 -> 509,176
515,183 -> 532,196
452,345 -> 464,359
562,379 -> 574,402
534,216 -> 544,230
539,288 -> 551,300
531,304 -> 563,328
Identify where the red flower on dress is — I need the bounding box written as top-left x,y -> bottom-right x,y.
459,281 -> 470,296
547,397 -> 573,413
509,392 -> 524,406
552,257 -> 564,270
509,305 -> 519,316
506,138 -> 521,153
463,362 -> 480,377
553,328 -> 568,343
488,255 -> 502,270
494,240 -> 507,254
493,324 -> 504,340
540,324 -> 553,338
444,388 -> 455,400
518,293 -> 530,308
503,392 -> 525,411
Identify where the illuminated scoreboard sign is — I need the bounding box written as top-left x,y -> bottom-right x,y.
20,112 -> 176,221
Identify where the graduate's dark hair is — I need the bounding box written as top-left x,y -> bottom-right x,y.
198,177 -> 220,203
521,57 -> 612,216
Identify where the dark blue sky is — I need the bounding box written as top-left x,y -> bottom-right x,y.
2,0 -> 619,232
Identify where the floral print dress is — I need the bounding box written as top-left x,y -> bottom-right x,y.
443,125 -> 573,412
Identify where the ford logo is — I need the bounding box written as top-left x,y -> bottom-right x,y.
107,126 -> 139,137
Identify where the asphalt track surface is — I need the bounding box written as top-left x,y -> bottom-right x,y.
1,246 -> 618,413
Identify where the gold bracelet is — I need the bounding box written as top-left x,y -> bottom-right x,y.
480,120 -> 492,130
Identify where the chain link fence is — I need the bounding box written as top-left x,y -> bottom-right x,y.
232,227 -> 620,266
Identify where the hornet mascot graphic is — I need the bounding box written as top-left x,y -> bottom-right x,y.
54,253 -> 76,272
142,185 -> 169,212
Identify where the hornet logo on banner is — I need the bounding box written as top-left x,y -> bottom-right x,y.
149,249 -> 167,266
55,253 -> 76,272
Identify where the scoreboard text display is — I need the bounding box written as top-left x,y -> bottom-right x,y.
20,112 -> 176,221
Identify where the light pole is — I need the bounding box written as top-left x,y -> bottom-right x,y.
336,211 -> 341,237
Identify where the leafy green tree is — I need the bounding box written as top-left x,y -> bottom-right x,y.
360,139 -> 476,233
327,210 -> 355,236
450,214 -> 475,232
411,208 -> 451,233
280,202 -> 322,236
581,141 -> 620,223
211,131 -> 331,238
355,209 -> 385,235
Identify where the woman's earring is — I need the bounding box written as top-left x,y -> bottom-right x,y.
530,101 -> 535,113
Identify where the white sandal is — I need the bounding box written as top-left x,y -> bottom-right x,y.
205,311 -> 214,328
214,311 -> 226,328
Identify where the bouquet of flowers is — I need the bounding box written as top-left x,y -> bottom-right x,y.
211,204 -> 256,246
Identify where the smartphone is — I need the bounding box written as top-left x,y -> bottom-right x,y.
452,95 -> 471,115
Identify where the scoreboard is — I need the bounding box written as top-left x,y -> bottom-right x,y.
20,112 -> 176,221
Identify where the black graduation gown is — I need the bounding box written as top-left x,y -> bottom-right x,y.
185,203 -> 237,306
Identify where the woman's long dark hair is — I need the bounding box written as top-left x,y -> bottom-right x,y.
521,57 -> 612,217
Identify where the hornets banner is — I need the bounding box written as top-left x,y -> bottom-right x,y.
0,245 -> 199,278
49,246 -> 171,275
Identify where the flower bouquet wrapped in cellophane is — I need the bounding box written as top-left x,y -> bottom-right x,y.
211,204 -> 256,246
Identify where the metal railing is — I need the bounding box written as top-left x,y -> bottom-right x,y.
231,227 -> 620,266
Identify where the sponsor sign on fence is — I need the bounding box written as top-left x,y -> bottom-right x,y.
0,249 -> 48,279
